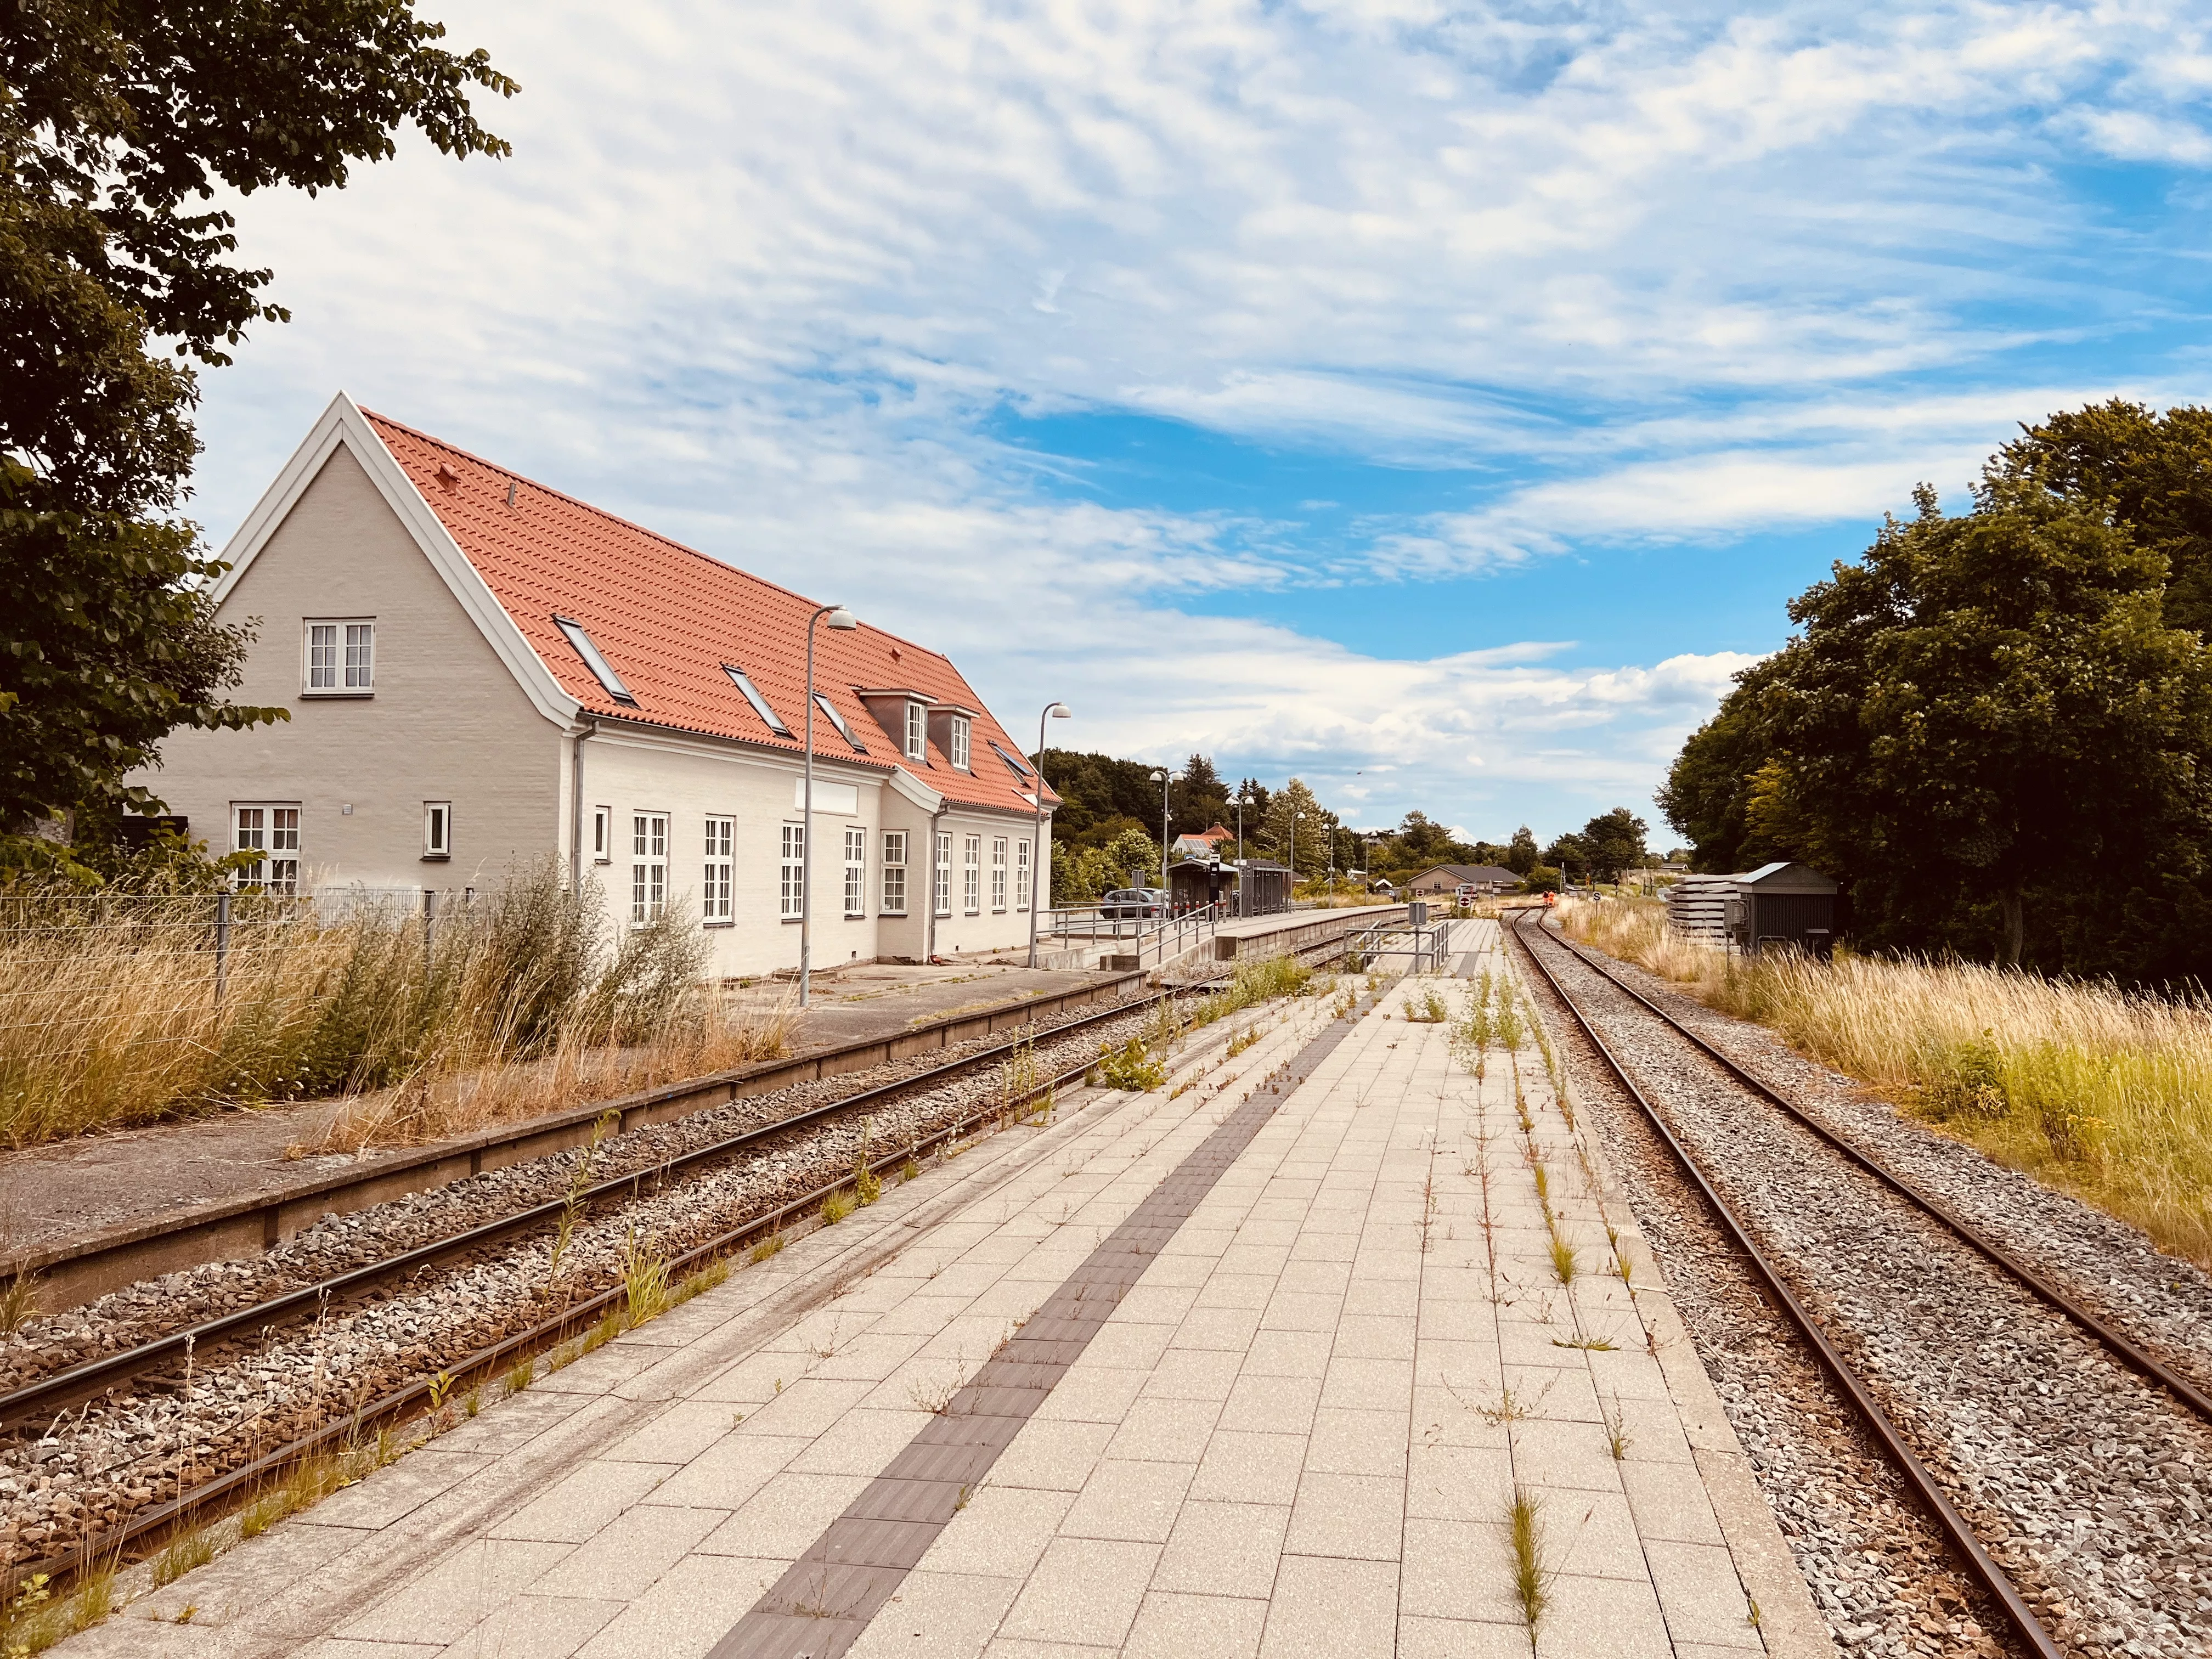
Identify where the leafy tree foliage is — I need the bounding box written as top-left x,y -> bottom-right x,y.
1170,753 -> 1229,836
1662,469 -> 2212,977
1,1 -> 515,861
1505,826 -> 1538,874
1578,808 -> 1647,882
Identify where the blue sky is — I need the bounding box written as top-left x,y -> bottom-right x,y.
184,1 -> 2212,846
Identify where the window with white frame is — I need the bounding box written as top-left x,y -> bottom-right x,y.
423,802 -> 452,859
780,823 -> 806,919
906,702 -> 927,761
933,832 -> 951,916
963,834 -> 981,913
991,837 -> 1007,910
703,816 -> 733,923
592,805 -> 612,864
233,805 -> 301,894
882,831 -> 907,914
1016,838 -> 1032,910
844,826 -> 866,917
304,620 -> 374,693
950,716 -> 971,770
631,811 -> 668,923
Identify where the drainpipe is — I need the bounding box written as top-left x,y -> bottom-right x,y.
568,720 -> 597,888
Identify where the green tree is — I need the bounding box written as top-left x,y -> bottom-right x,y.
1170,754 -> 1229,835
1397,810 -> 1452,864
2,1 -> 515,858
1260,778 -> 1328,879
1579,808 -> 1647,883
1505,825 -> 1538,875
1544,833 -> 1588,883
1656,656 -> 1788,873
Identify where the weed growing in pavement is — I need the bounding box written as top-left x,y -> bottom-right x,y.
821,1188 -> 857,1226
749,1231 -> 786,1263
1404,984 -> 1452,1024
902,1152 -> 922,1182
1496,986 -> 1525,1054
622,1229 -> 671,1327
463,1386 -> 483,1418
174,1604 -> 197,1624
1551,1333 -> 1615,1351
1547,1234 -> 1579,1285
502,1354 -> 535,1397
0,1274 -> 39,1339
907,1369 -> 960,1414
426,1369 -> 454,1415
1227,1025 -> 1260,1058
676,1257 -> 730,1304
1505,1485 -> 1558,1638
854,1159 -> 882,1207
1094,1038 -> 1168,1092
1600,1392 -> 1633,1461
150,1527 -> 215,1588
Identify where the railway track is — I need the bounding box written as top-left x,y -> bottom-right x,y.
1507,907 -> 2212,1659
0,945 -> 1353,1594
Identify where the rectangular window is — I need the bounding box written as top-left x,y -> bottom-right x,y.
906,702 -> 927,761
963,834 -> 981,914
556,615 -> 636,705
991,837 -> 1007,911
933,832 -> 951,916
424,802 -> 452,859
816,695 -> 868,754
703,816 -> 733,923
304,620 -> 373,694
951,716 -> 971,771
882,831 -> 907,914
233,805 -> 301,894
780,823 -> 806,919
592,805 -> 612,864
844,826 -> 866,917
631,811 -> 668,923
1016,839 -> 1032,911
723,665 -> 791,736
989,740 -> 1032,782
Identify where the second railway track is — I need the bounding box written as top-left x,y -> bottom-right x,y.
1509,907 -> 2212,1659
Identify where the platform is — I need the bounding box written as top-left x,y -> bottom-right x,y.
61,921 -> 1829,1659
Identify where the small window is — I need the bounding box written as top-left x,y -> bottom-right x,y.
990,741 -> 1032,781
781,823 -> 806,919
882,831 -> 907,915
304,619 -> 374,695
991,836 -> 1007,911
723,665 -> 791,737
815,694 -> 867,753
424,802 -> 452,860
233,804 -> 301,894
1016,838 -> 1032,911
555,616 -> 636,706
963,834 -> 981,914
703,816 -> 733,924
951,716 -> 971,771
844,826 -> 867,917
631,811 -> 668,922
592,805 -> 612,865
906,702 -> 927,762
933,831 -> 951,916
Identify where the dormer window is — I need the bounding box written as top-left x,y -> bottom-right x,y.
553,616 -> 635,706
950,715 -> 971,771
905,701 -> 926,761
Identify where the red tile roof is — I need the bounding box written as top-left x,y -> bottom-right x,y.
361,410 -> 1054,815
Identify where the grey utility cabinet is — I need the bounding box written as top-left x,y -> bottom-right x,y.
1724,861 -> 1838,956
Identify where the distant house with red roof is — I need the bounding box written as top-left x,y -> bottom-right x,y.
1169,825 -> 1235,861
134,394 -> 1058,974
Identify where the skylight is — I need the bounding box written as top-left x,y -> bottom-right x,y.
723,665 -> 792,736
815,693 -> 867,753
989,740 -> 1033,780
553,616 -> 635,705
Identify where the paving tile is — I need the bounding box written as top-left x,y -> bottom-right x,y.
995,1537 -> 1161,1647
1173,1305 -> 1264,1351
444,1593 -> 623,1658
1405,1443 -> 1515,1520
1284,1470 -> 1403,1561
306,1451 -> 496,1531
337,1539 -> 575,1645
918,1483 -> 1077,1578
1103,1395 -> 1223,1464
1138,1346 -> 1245,1401
1644,1538 -> 1763,1649
1153,1500 -> 1291,1599
1187,1431 -> 1307,1506
1303,1408 -> 1408,1478
788,1408 -> 935,1476
988,1420 -> 1116,1492
696,1471 -> 872,1559
1533,1569 -> 1675,1659
1394,1615 -> 1533,1658
1241,1329 -> 1333,1379
492,1461 -> 677,1544
601,1402 -> 742,1466
1509,1419 -> 1626,1494
1031,1365 -> 1148,1423
529,1502 -> 725,1601
1317,1356 -> 1414,1413
1257,1555 -> 1398,1659
1621,1458 -> 1727,1545
1124,1590 -> 1268,1658
643,1433 -> 810,1511
1215,1372 -> 1322,1434
1398,1520 -> 1521,1623
1059,1457 -> 1195,1543
571,1553 -> 787,1658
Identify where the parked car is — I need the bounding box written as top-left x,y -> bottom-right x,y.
1099,888 -> 1168,919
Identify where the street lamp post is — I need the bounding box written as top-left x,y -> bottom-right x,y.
799,602 -> 859,1008
1026,701 -> 1072,967
1289,811 -> 1300,911
1150,769 -> 1176,901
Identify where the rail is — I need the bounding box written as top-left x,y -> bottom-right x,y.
1504,907 -> 2066,1659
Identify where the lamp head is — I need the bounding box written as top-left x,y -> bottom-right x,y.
1047,702 -> 1071,719
824,607 -> 859,630
1150,769 -> 1166,783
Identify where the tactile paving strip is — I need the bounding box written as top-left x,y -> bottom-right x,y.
711,1001 -> 1370,1659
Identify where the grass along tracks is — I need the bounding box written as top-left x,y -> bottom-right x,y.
1514,909 -> 2212,1658
0,954 -> 1339,1640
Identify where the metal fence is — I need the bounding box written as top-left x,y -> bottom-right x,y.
1039,901 -> 1223,968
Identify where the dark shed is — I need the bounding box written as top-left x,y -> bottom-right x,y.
1236,859 -> 1291,917
1727,862 -> 1838,956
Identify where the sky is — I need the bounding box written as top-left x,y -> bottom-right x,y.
185,1 -> 2212,847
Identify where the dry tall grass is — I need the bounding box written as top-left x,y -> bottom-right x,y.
1558,898 -> 2212,1267
0,863 -> 788,1152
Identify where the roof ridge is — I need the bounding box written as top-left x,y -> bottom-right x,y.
357,407 -> 956,667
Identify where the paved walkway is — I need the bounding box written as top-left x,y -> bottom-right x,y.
63,922 -> 1830,1659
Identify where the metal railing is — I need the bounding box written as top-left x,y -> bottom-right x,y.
1342,915 -> 1457,974
1037,901 -> 1223,967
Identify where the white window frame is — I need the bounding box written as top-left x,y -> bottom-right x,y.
882,831 -> 908,915
303,619 -> 374,696
950,716 -> 971,771
963,834 -> 981,915
592,805 -> 612,864
423,801 -> 452,860
631,811 -> 669,923
703,815 -> 733,924
1016,838 -> 1032,911
781,822 -> 806,921
991,836 -> 1007,911
844,826 -> 867,917
906,701 -> 927,762
933,832 -> 952,917
233,804 -> 301,894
